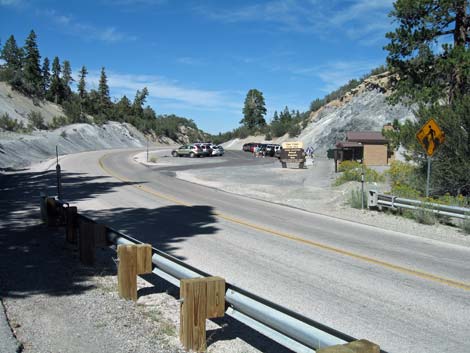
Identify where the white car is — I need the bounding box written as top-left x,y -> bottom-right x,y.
211,145 -> 224,156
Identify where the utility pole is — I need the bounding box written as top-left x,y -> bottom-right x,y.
361,164 -> 365,210
426,156 -> 431,198
146,137 -> 149,162
56,145 -> 63,200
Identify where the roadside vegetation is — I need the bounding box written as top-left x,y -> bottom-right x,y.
0,30 -> 208,142
336,1 -> 470,234
334,161 -> 384,186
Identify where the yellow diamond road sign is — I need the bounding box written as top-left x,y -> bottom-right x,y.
416,118 -> 445,156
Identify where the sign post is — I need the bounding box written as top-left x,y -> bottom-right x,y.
415,118 -> 445,197
55,145 -> 62,200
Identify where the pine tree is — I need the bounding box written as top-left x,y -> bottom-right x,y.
62,60 -> 73,100
385,0 -> 470,195
385,0 -> 470,105
279,106 -> 292,124
48,56 -> 64,104
77,65 -> 88,100
98,67 -> 111,111
22,30 -> 42,96
240,89 -> 267,130
0,35 -> 23,88
132,87 -> 149,117
41,57 -> 50,98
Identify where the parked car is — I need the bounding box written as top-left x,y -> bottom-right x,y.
249,143 -> 262,152
274,146 -> 283,159
211,145 -> 224,156
265,144 -> 275,156
171,144 -> 204,158
194,143 -> 213,157
242,143 -> 255,152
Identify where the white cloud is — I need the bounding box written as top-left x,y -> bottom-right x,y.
0,0 -> 22,5
36,9 -> 137,43
199,0 -> 395,45
85,70 -> 240,111
104,0 -> 167,5
291,60 -> 382,92
176,57 -> 205,66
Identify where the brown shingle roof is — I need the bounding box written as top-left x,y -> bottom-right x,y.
346,131 -> 387,143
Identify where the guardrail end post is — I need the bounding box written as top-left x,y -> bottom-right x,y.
46,197 -> 58,226
367,190 -> 378,209
117,244 -> 153,301
317,339 -> 380,353
179,277 -> 225,352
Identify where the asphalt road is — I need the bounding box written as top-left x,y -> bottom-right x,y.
57,148 -> 470,353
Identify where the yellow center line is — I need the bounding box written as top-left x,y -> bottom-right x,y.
98,154 -> 470,292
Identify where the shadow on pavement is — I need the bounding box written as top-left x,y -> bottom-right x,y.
0,167 -> 292,352
87,205 -> 219,259
0,169 -> 141,299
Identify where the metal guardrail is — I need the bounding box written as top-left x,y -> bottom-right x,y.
368,190 -> 470,219
64,212 -> 389,353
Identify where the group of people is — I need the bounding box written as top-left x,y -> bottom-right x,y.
253,145 -> 266,158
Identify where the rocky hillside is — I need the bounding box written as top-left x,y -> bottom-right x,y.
299,72 -> 415,153
0,82 -> 208,170
0,122 -> 148,170
224,72 -> 416,153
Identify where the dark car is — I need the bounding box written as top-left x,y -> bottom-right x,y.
195,143 -> 213,157
265,144 -> 281,157
242,142 -> 255,152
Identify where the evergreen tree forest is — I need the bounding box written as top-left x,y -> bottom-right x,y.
0,30 -> 205,141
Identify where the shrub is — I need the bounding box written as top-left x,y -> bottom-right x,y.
334,161 -> 384,186
0,113 -> 18,131
387,161 -> 423,196
265,132 -> 272,141
149,157 -> 157,163
391,184 -> 421,199
49,116 -> 69,129
462,216 -> 470,235
348,188 -> 365,209
27,111 -> 47,130
288,124 -> 301,137
413,205 -> 437,225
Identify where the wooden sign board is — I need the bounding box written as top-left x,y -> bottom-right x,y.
416,118 -> 445,156
280,148 -> 305,163
279,148 -> 306,169
282,141 -> 303,149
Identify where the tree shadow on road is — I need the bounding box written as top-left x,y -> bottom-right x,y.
0,169 -> 219,299
87,205 -> 219,259
0,169 -> 142,299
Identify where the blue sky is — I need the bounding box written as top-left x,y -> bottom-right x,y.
0,0 -> 395,134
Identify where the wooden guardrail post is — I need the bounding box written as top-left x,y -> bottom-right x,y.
316,339 -> 380,353
179,276 -> 225,352
78,221 -> 108,266
46,197 -> 58,226
117,244 -> 153,301
65,206 -> 78,243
